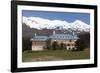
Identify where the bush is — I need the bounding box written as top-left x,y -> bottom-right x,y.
22,37 -> 31,52
60,43 -> 66,49
75,38 -> 87,51
45,41 -> 67,50
52,41 -> 60,50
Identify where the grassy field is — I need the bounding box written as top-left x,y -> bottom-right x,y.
22,49 -> 90,62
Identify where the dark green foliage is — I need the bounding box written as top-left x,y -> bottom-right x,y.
75,39 -> 87,51
60,42 -> 66,49
75,33 -> 90,51
44,39 -> 52,50
45,41 -> 67,50
52,41 -> 60,50
80,33 -> 90,48
22,37 -> 31,52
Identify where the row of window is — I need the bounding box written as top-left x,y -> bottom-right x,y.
54,40 -> 74,42
67,44 -> 75,46
52,36 -> 75,39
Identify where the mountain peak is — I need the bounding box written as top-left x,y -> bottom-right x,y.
23,16 -> 90,32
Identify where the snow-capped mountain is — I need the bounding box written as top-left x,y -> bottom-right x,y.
70,20 -> 90,32
23,16 -> 90,33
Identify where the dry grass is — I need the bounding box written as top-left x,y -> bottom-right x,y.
22,49 -> 90,62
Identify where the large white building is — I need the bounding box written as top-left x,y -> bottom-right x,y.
30,31 -> 79,51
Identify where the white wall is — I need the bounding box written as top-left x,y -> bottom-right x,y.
0,0 -> 99,73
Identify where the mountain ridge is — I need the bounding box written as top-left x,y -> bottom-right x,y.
23,16 -> 90,32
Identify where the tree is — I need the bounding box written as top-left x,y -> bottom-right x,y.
45,40 -> 67,50
75,33 -> 90,51
45,39 -> 52,50
75,38 -> 87,51
60,42 -> 66,49
22,37 -> 31,52
52,41 -> 59,50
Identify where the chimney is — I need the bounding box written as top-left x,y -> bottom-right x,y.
53,31 -> 55,35
34,33 -> 37,37
72,31 -> 75,36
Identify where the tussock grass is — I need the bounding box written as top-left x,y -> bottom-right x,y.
22,49 -> 90,62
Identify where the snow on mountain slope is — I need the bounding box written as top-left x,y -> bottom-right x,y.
23,16 -> 90,32
70,20 -> 90,32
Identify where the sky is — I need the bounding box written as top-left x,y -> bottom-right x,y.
22,10 -> 90,24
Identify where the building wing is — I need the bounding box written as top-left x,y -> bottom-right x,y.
30,35 -> 48,41
49,34 -> 79,40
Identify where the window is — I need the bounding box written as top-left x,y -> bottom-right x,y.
67,44 -> 70,46
69,40 -> 72,42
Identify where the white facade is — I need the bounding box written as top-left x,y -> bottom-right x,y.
32,45 -> 44,51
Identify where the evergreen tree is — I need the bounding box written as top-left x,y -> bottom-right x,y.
22,37 -> 31,52
52,41 -> 59,50
75,33 -> 90,51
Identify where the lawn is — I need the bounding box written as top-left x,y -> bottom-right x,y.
22,49 -> 90,62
